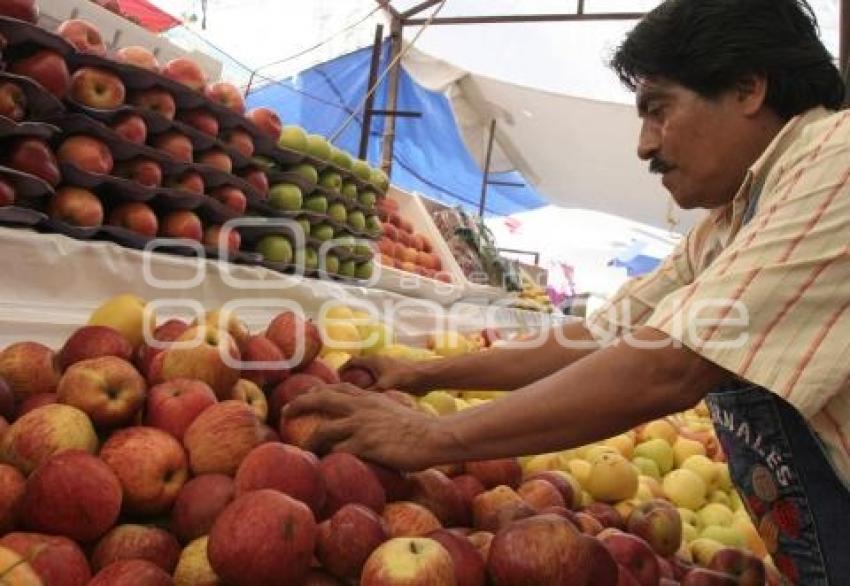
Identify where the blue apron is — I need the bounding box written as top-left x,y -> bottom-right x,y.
704,187 -> 850,584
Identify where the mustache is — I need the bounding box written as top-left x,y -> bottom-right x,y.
649,157 -> 675,174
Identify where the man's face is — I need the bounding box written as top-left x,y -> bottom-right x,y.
636,78 -> 761,210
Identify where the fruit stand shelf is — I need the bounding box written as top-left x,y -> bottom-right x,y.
0,227 -> 565,347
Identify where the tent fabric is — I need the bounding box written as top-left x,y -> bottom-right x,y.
245,43 -> 549,217
118,0 -> 181,33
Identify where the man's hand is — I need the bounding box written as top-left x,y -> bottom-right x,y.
341,356 -> 429,394
282,383 -> 458,471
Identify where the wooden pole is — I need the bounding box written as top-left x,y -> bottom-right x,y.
379,16 -> 403,176
478,119 -> 497,217
359,24 -> 384,159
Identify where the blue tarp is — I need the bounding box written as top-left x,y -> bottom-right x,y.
245,43 -> 549,217
610,254 -> 662,277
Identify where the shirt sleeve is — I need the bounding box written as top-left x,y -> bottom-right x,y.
646,111 -> 850,418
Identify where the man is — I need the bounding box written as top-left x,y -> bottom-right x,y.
285,0 -> 849,581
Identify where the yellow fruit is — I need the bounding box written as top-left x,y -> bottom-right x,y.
663,469 -> 707,511
88,294 -> 152,349
729,490 -> 744,512
359,322 -> 393,355
635,483 -> 654,502
322,305 -> 355,320
580,490 -> 594,507
173,536 -> 218,586
682,522 -> 699,543
419,391 -> 457,415
631,456 -> 662,480
697,503 -> 734,528
634,439 -> 675,475
732,517 -> 768,558
639,419 -> 678,445
673,436 -> 707,467
638,475 -> 664,498
708,489 -> 732,508
522,453 -> 562,476
614,498 -> 640,520
568,459 -> 592,488
321,351 -> 352,371
585,445 -> 619,463
319,322 -> 363,356
689,537 -> 726,566
717,463 -> 733,491
681,455 -> 720,492
678,508 -> 698,527
585,452 -> 639,502
699,525 -> 744,548
694,401 -> 710,417
427,330 -> 471,357
603,434 -> 635,459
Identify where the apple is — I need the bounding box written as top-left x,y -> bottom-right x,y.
9,50 -> 70,99
69,67 -> 125,109
173,537 -> 218,584
278,124 -> 307,152
291,162 -> 318,184
170,474 -> 235,543
0,532 -> 91,586
320,452 -> 386,517
0,376 -> 13,420
170,169 -> 204,194
177,108 -> 219,136
682,568 -> 738,585
198,148 -> 233,173
517,478 -> 566,512
115,46 -> 159,71
471,485 -> 535,532
130,88 -> 176,120
160,326 -> 240,399
246,107 -> 282,139
382,501 -> 442,537
311,222 -> 335,242
239,166 -> 268,197
313,503 -> 388,581
706,548 -> 765,585
203,224 -> 241,253
183,400 -> 262,475
234,442 -> 325,515
108,201 -> 158,237
268,182 -> 303,211
230,378 -> 267,421
266,312 -> 323,369
409,468 -> 468,527
162,58 -> 207,92
241,335 -> 288,388
0,0 -> 37,22
88,559 -> 173,586
360,190 -> 378,208
525,471 -> 579,510
23,450 -> 122,542
467,531 -> 493,564
210,185 -> 246,213
299,357 -> 340,385
221,127 -> 253,157
319,170 -> 342,193
304,194 -> 328,214
465,458 -> 522,489
572,511 -> 605,535
348,210 -> 366,231
206,81 -> 245,114
152,130 -> 193,163
47,186 -> 103,227
0,464 -> 25,534
144,378 -> 216,441
451,474 -> 486,510
159,209 -> 203,242
0,81 -> 26,122
427,529 -> 486,586
583,502 -> 626,530
116,157 -> 162,187
134,318 -> 189,380
58,325 -> 132,371
0,546 -> 42,585
56,356 -> 145,428
2,137 -> 61,186
256,234 -> 293,264
267,373 -> 323,431
91,524 -> 180,573
208,489 -> 317,585
599,531 -> 660,586
56,134 -> 113,175
361,537 -> 455,586
56,19 -> 106,55
16,393 -> 57,416
627,499 -> 683,557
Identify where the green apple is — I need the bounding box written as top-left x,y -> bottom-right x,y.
328,202 -> 347,223
369,167 -> 389,191
297,217 -> 311,237
279,125 -> 308,152
256,235 -> 293,263
336,235 -> 355,253
352,159 -> 371,181
330,147 -> 352,170
319,171 -> 342,193
365,214 -> 381,235
339,259 -> 356,278
289,163 -> 319,185
306,134 -> 331,160
348,210 -> 366,232
358,190 -> 377,208
354,243 -> 372,256
251,155 -> 277,170
341,182 -> 358,200
303,195 -> 328,214
268,183 -> 302,211
355,261 -> 373,280
324,253 -> 340,274
297,247 -> 318,270
310,223 -> 335,241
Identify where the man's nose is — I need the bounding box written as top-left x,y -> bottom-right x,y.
637,120 -> 660,161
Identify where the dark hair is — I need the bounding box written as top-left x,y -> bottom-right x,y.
611,0 -> 845,119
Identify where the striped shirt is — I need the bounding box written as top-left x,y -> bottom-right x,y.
589,108 -> 850,486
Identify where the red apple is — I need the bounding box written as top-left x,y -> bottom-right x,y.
160,325 -> 240,399
57,134 -> 113,174
134,318 -> 189,380
108,201 -> 158,237
599,531 -> 660,586
428,529 -> 487,586
203,224 -> 242,253
303,570 -> 346,585
316,503 -> 388,581
241,334 -> 288,389
144,378 -> 216,441
205,81 -> 245,114
210,184 -> 246,213
177,108 -> 219,136
0,532 -> 90,586
574,511 -> 605,535
208,489 -> 316,585
56,356 -> 146,428
583,502 -> 627,530
69,67 -> 125,109
517,478 -> 566,512
223,128 -> 254,157
471,486 -> 535,532
0,376 -> 13,420
682,568 -> 738,585
0,464 -> 25,534
0,0 -> 37,22
170,473 -> 235,543
23,450 -> 121,542
368,462 -> 413,502
339,365 -> 376,389
268,374 -> 323,429
169,169 -> 204,194
9,49 -> 70,99
88,559 -> 173,586
183,400 -> 262,475
246,107 -> 282,139
115,46 -> 159,71
152,130 -> 193,163
115,157 -> 162,187
199,149 -> 233,174
58,325 -> 132,371
130,88 -> 176,120
159,209 -> 203,241
0,81 -> 26,121
91,524 -> 180,573
467,531 -> 493,564
2,136 -> 60,186
707,548 -> 765,586
234,442 -> 325,515
162,58 -> 207,92
525,471 -> 579,510
16,392 -> 57,416
110,112 -> 147,144
299,357 -> 340,384
626,499 -> 682,557
56,19 -> 106,55
452,474 -> 486,511
265,311 -> 323,369
47,186 -> 103,227
361,537 -> 455,586
239,166 -> 268,197
0,341 -> 60,401
409,468 -> 468,527
382,501 -> 441,537
465,458 -> 522,489
320,452 -> 386,517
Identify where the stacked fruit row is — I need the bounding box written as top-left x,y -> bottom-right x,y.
0,8 -> 385,281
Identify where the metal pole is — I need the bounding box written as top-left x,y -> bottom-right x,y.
379,17 -> 403,176
405,12 -> 645,25
359,24 -> 384,159
478,119 -> 497,217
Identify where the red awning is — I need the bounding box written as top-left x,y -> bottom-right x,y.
118,0 -> 182,33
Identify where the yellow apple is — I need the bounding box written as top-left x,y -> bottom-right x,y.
585,452 -> 639,502
662,469 -> 707,511
88,294 -> 153,349
673,436 -> 706,467
426,330 -> 471,358
708,489 -> 732,508
699,525 -> 744,548
567,459 -> 592,488
678,507 -> 698,527
585,445 -> 619,463
729,489 -> 744,512
716,463 -> 733,491
682,522 -> 698,543
603,434 -> 635,459
321,350 -> 352,371
419,391 -> 457,415
681,455 -> 720,491
522,453 -> 564,476
697,503 -> 734,528
633,438 -> 675,475
732,516 -> 768,558
689,537 -> 725,566
631,456 -> 661,480
319,321 -> 363,357
638,419 -> 678,445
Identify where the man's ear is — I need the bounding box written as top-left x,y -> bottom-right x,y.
735,74 -> 769,116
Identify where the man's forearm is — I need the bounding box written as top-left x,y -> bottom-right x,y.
430,327 -> 731,463
411,320 -> 600,391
